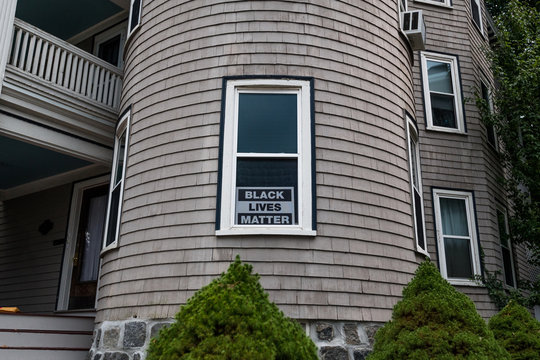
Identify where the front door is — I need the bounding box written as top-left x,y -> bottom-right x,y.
57,177 -> 108,311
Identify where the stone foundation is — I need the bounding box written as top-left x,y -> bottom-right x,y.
88,319 -> 381,360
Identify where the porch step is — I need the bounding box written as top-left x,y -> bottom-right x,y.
0,313 -> 94,360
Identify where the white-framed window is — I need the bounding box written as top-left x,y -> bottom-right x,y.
496,207 -> 516,287
470,0 -> 483,33
433,189 -> 481,285
128,0 -> 142,36
407,116 -> 428,255
93,22 -> 127,67
421,52 -> 465,133
414,0 -> 452,8
480,81 -> 497,149
216,78 -> 315,236
399,0 -> 408,31
102,110 -> 130,251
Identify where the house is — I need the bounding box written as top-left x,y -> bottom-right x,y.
0,1 -> 537,359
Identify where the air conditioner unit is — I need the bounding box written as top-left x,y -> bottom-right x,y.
401,10 -> 426,50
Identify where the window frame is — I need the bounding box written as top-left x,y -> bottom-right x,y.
102,110 -> 131,252
216,78 -> 315,236
414,0 -> 452,8
421,52 -> 465,134
496,207 -> 517,288
407,116 -> 428,255
127,0 -> 142,37
480,80 -> 498,149
433,189 -> 481,285
93,21 -> 127,68
470,0 -> 483,34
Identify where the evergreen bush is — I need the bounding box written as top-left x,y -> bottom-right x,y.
146,256 -> 318,360
488,300 -> 540,359
368,260 -> 510,360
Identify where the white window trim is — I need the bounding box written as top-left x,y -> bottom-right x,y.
470,0 -> 484,34
216,78 -> 315,236
93,21 -> 127,68
421,52 -> 465,134
497,207 -> 517,288
398,0 -> 408,34
433,189 -> 481,286
102,110 -> 130,252
407,116 -> 428,256
57,175 -> 108,311
414,0 -> 452,8
127,0 -> 142,37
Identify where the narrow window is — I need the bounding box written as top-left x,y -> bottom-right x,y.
103,110 -> 130,250
128,0 -> 142,35
217,78 -> 315,236
407,117 -> 427,254
471,0 -> 483,33
481,81 -> 497,148
414,0 -> 452,7
433,189 -> 481,285
421,52 -> 465,133
497,208 -> 516,287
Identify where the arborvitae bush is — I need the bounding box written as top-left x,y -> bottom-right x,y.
146,256 -> 318,360
368,260 -> 510,360
488,300 -> 540,359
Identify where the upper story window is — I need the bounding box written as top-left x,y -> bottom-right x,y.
407,116 -> 427,255
216,78 -> 315,236
481,81 -> 497,149
433,189 -> 481,285
497,207 -> 516,287
128,0 -> 142,36
414,0 -> 452,8
421,52 -> 465,133
471,0 -> 483,33
102,110 -> 131,251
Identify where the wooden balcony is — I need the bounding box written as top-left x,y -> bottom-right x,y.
0,18 -> 123,150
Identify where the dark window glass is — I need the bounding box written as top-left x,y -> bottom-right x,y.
130,0 -> 141,32
444,237 -> 473,278
502,248 -> 515,286
440,198 -> 469,236
482,83 -> 497,146
114,131 -> 126,185
98,35 -> 121,66
236,158 -> 298,224
105,185 -> 120,247
414,190 -> 425,250
471,0 -> 481,28
238,93 -> 297,153
431,93 -> 456,128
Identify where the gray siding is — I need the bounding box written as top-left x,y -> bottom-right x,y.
409,0 -> 521,317
96,0 -> 418,323
0,185 -> 70,313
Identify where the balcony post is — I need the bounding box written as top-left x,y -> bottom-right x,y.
0,0 -> 17,95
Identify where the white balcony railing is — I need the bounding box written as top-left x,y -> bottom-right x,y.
8,18 -> 123,110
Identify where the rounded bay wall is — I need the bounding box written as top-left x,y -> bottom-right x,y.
97,0 -> 417,324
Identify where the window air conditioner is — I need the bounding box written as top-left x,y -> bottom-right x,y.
401,10 -> 426,50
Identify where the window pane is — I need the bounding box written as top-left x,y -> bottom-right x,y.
410,136 -> 419,188
236,158 -> 298,224
98,35 -> 121,66
238,93 -> 297,153
414,190 -> 425,251
427,61 -> 453,94
114,131 -> 126,185
497,210 -> 509,247
130,0 -> 141,31
80,194 -> 107,282
502,248 -> 514,286
440,197 -> 469,236
431,93 -> 456,128
105,185 -> 121,247
444,237 -> 473,278
471,0 -> 481,27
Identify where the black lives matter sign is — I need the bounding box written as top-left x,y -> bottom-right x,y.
236,187 -> 294,225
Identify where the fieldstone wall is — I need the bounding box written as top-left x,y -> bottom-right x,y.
88,319 -> 381,360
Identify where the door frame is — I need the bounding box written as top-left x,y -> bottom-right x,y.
57,175 -> 109,311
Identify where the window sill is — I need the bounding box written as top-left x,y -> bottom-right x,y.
426,126 -> 467,135
414,0 -> 452,9
100,242 -> 119,256
447,278 -> 482,287
216,227 -> 316,237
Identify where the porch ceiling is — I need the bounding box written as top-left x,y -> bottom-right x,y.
0,134 -> 91,190
15,0 -> 123,40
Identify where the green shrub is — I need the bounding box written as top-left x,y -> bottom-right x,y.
146,256 -> 318,360
488,300 -> 540,359
368,260 -> 510,360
